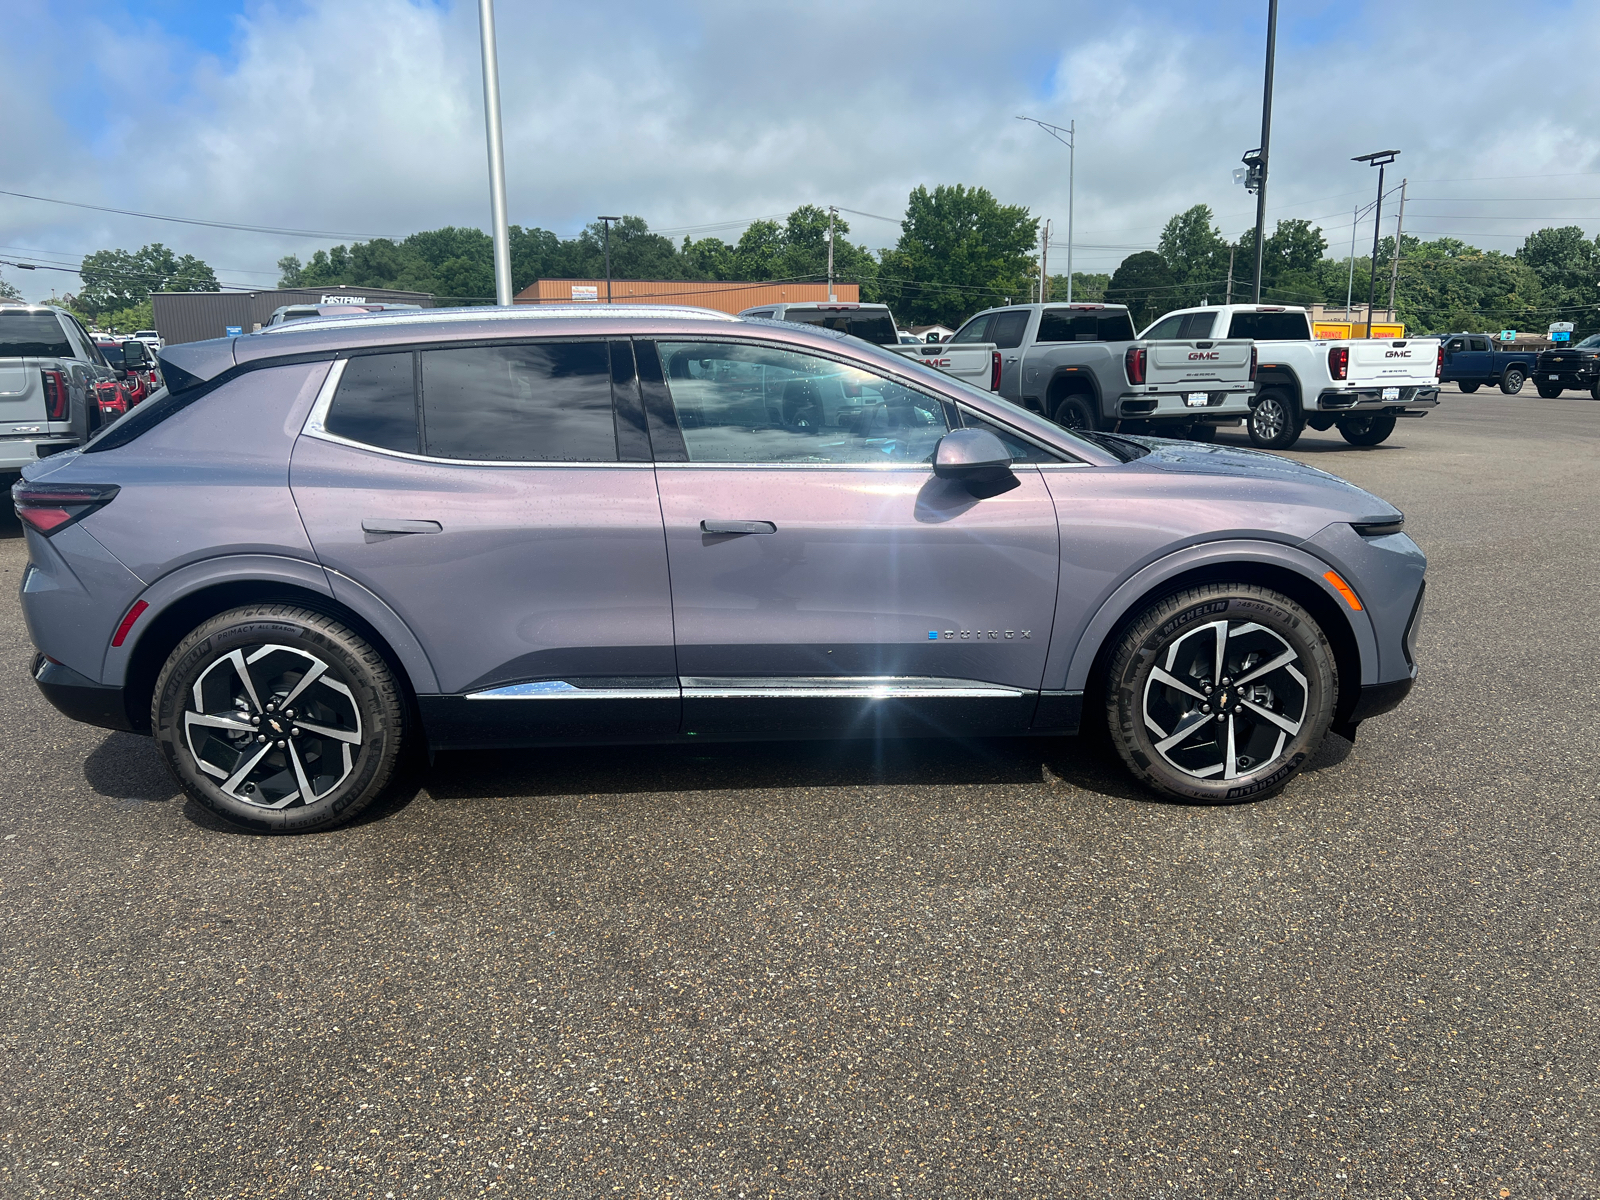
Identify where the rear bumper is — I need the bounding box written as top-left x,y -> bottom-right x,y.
30,653 -> 134,732
0,436 -> 77,472
1117,388 -> 1254,420
1315,386 -> 1439,411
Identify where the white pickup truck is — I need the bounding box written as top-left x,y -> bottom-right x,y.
1143,304 -> 1442,449
898,302 -> 1256,439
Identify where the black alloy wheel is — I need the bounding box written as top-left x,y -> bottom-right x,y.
152,605 -> 406,832
1500,367 -> 1526,395
1537,382 -> 1563,398
1105,584 -> 1337,804
1458,381 -> 1480,393
1054,394 -> 1098,433
1246,389 -> 1302,450
1337,411 -> 1397,446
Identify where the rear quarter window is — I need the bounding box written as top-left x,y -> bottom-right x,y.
326,352 -> 419,453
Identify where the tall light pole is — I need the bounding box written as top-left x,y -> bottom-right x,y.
1017,115 -> 1075,303
1386,177 -> 1408,319
827,206 -> 837,301
476,0 -> 512,306
1353,150 -> 1399,337
598,216 -> 620,303
1251,0 -> 1278,302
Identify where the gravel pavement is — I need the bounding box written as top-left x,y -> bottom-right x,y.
1,385 -> 1596,1198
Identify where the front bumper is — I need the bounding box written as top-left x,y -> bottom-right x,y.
30,653 -> 134,732
1536,369 -> 1595,388
1117,388 -> 1254,420
1315,385 -> 1439,411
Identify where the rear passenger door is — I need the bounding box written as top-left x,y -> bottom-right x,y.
289,338 -> 679,746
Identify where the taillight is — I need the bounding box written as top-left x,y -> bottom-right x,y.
990,349 -> 1002,392
1435,344 -> 1443,378
1124,346 -> 1146,384
1328,346 -> 1350,381
41,370 -> 68,420
11,481 -> 120,536
1250,345 -> 1258,381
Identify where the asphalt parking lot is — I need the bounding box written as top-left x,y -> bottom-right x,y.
2,384 -> 1596,1198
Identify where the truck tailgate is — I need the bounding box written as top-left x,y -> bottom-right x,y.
1348,338 -> 1440,386
1143,338 -> 1254,386
885,342 -> 995,388
0,360 -> 46,421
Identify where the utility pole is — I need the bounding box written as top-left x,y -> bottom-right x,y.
1386,178 -> 1408,319
476,0 -> 513,305
1041,219 -> 1050,303
598,216 -> 620,303
1345,206 -> 1359,317
1225,244 -> 1235,305
1353,150 -> 1399,337
827,206 -> 836,301
1016,115 -> 1075,301
1251,0 -> 1278,303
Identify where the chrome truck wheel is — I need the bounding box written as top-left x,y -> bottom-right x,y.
153,605 -> 405,831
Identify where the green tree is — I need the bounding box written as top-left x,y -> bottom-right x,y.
78,243 -> 218,315
0,272 -> 23,302
1157,205 -> 1230,307
877,184 -> 1038,327
1047,272 -> 1109,302
1518,225 -> 1600,337
1105,251 -> 1177,328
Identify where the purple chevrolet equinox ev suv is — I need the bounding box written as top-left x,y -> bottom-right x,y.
15,305 -> 1425,832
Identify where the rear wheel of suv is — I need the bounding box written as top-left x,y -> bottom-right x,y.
1053,394 -> 1098,433
1104,584 -> 1337,804
1537,382 -> 1563,398
1247,389 -> 1302,450
1500,367 -> 1526,394
1337,411 -> 1397,446
151,605 -> 406,832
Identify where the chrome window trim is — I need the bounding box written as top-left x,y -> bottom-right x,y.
466,681 -> 679,701
681,676 -> 1026,700
300,355 -> 650,470
652,460 -> 942,472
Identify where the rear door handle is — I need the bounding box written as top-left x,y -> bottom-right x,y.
700,519 -> 777,535
361,518 -> 442,534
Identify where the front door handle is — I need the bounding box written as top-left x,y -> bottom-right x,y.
362,518 -> 442,535
701,519 -> 777,535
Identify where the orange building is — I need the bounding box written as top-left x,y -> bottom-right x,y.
515,278 -> 859,315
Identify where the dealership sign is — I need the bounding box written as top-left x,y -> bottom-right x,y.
571,285 -> 599,302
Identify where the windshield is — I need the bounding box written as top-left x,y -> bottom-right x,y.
1573,334 -> 1600,349
781,310 -> 899,346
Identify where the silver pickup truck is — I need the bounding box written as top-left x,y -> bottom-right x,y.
941,303 -> 1256,437
0,304 -> 120,480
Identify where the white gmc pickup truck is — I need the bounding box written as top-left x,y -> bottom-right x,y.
894,302 -> 1256,439
1143,304 -> 1441,448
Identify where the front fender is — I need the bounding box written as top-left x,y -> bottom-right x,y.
102,553 -> 441,695
1048,538 -> 1379,694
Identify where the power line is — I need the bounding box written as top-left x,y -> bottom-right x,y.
0,189 -> 409,241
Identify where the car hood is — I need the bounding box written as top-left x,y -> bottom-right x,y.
1122,435 -> 1400,515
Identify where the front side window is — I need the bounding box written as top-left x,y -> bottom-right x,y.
421,342 -> 616,462
656,341 -> 950,465
97,344 -> 127,368
949,315 -> 992,344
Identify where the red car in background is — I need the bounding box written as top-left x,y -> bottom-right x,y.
94,339 -> 161,418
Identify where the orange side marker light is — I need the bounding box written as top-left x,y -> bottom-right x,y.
1323,570 -> 1363,611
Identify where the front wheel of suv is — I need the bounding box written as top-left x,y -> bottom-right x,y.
1104,584 -> 1337,804
151,604 -> 407,832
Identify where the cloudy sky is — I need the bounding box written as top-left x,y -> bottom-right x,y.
4,0 -> 1597,301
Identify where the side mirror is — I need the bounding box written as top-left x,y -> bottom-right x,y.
933,429 -> 1017,495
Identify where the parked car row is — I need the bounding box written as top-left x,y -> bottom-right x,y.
0,304 -> 162,481
742,299 -> 1444,449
